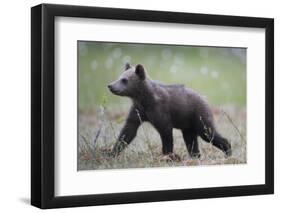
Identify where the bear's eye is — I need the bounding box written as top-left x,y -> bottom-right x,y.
121,78 -> 128,84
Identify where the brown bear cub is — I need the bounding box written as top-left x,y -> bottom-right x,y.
108,63 -> 231,160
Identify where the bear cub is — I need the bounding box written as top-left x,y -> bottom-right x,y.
108,63 -> 231,160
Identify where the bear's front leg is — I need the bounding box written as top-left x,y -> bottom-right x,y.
157,126 -> 181,161
111,107 -> 143,157
159,128 -> 173,154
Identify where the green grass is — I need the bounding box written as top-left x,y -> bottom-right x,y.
79,42 -> 246,112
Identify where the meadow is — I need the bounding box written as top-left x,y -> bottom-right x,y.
78,41 -> 246,170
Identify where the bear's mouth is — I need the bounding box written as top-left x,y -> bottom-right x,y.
108,87 -> 122,96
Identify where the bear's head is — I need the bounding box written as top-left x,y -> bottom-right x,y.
108,63 -> 146,98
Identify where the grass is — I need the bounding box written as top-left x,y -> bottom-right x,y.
78,104 -> 246,170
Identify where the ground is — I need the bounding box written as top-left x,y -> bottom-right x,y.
78,104 -> 246,170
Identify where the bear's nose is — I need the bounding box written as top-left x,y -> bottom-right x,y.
107,84 -> 112,90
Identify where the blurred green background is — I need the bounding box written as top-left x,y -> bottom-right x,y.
78,41 -> 246,111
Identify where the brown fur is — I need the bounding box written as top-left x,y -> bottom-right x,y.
108,63 -> 231,159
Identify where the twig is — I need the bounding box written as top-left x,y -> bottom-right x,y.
221,109 -> 246,144
199,116 -> 214,143
92,126 -> 101,148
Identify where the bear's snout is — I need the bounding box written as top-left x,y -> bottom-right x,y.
108,83 -> 120,95
107,84 -> 115,93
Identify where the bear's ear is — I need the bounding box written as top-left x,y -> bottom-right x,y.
125,62 -> 131,70
135,64 -> 146,80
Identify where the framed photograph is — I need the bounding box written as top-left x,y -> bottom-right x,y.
31,3 -> 274,209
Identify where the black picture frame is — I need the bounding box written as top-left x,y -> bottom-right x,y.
31,3 -> 274,209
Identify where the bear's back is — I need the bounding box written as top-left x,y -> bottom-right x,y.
155,82 -> 212,128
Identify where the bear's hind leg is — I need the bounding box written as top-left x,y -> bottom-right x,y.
200,131 -> 232,157
182,129 -> 201,158
213,133 -> 232,156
